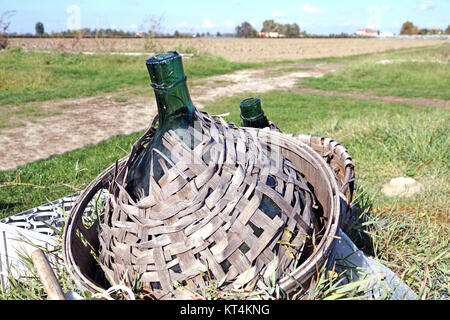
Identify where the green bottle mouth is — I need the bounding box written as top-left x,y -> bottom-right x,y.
240,97 -> 264,119
146,51 -> 186,88
146,51 -> 180,64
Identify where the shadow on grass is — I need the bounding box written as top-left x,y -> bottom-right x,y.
346,184 -> 376,257
0,201 -> 22,219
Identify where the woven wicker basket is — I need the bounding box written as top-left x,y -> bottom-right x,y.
268,121 -> 355,232
63,117 -> 345,298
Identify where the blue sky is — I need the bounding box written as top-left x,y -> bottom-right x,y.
2,0 -> 449,35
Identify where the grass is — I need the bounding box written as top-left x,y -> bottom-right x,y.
0,48 -> 283,107
1,90 -> 448,299
299,44 -> 450,100
0,131 -> 141,217
362,205 -> 449,299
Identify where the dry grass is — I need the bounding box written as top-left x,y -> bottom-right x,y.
8,37 -> 450,62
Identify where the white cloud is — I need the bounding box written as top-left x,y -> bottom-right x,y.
366,5 -> 381,30
338,20 -> 354,27
111,24 -> 138,30
224,19 -> 234,26
272,9 -> 286,17
178,21 -> 188,28
202,18 -> 214,28
381,5 -> 392,11
300,3 -> 324,14
417,1 -> 436,10
250,18 -> 258,26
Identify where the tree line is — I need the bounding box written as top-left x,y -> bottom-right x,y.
21,20 -> 308,38
30,22 -> 146,38
236,20 -> 304,38
29,20 -> 306,39
400,21 -> 450,35
5,18 -> 450,40
236,20 -> 450,38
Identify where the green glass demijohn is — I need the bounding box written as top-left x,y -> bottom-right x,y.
125,51 -> 196,201
93,52 -> 321,295
239,97 -> 269,128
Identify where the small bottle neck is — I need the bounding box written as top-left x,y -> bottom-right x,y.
240,98 -> 268,128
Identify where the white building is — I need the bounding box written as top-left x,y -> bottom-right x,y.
380,32 -> 395,37
259,31 -> 285,38
356,29 -> 380,37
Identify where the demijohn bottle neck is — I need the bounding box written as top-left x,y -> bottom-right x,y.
146,51 -> 195,132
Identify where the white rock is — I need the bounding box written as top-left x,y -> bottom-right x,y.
382,177 -> 423,197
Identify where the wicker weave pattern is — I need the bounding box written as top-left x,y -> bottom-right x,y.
98,111 -> 317,293
62,126 -> 342,297
296,134 -> 355,231
268,120 -> 355,232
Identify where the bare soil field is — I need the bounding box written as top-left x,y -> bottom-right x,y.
9,37 -> 450,62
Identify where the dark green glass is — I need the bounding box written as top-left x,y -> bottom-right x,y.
125,51 -> 196,201
239,97 -> 269,128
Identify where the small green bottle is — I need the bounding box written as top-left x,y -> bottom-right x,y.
125,51 -> 196,201
239,97 -> 269,128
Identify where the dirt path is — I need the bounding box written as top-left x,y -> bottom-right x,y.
0,62 -> 447,171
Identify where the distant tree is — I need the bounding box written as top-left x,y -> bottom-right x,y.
429,29 -> 443,35
292,23 -> 300,36
236,21 -> 258,38
419,28 -> 429,35
174,30 -> 180,38
35,21 -> 44,36
446,25 -> 450,35
0,10 -> 15,49
329,32 -> 351,38
282,23 -> 300,37
261,20 -> 300,37
216,31 -> 221,37
261,19 -> 286,34
262,19 -> 277,32
400,21 -> 419,35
